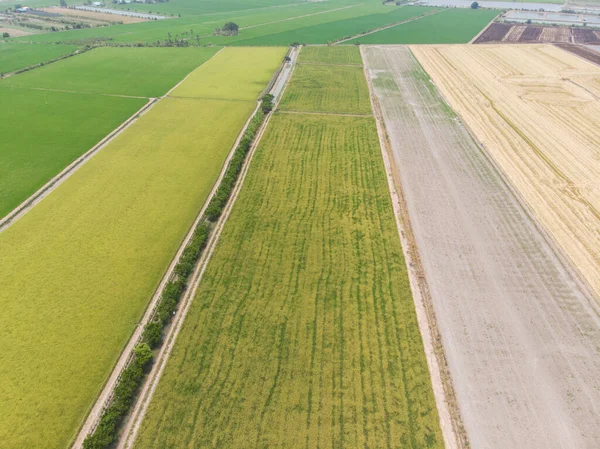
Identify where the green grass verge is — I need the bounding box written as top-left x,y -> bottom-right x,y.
0,86 -> 146,219
0,47 -> 284,449
0,42 -> 79,74
299,45 -> 363,65
347,8 -> 500,44
279,63 -> 371,114
231,6 -> 436,46
134,112 -> 443,449
2,46 -> 220,97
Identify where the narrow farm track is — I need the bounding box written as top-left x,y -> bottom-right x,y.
363,45 -> 600,449
333,8 -> 442,44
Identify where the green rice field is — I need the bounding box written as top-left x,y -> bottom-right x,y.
279,63 -> 372,114
0,43 -> 79,74
0,47 -> 286,449
2,47 -> 220,97
133,45 -> 442,449
0,46 -> 220,220
299,45 -> 363,65
346,8 -> 499,44
0,86 -> 145,219
133,111 -> 442,449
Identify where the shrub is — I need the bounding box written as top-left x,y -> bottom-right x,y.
143,321 -> 162,348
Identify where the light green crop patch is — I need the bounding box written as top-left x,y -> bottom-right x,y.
0,47 -> 283,449
0,42 -> 79,74
134,113 -> 443,449
2,46 -> 220,97
169,46 -> 287,100
279,63 -> 371,114
299,45 -> 362,65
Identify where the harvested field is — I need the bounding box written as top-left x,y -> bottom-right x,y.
279,63 -> 371,114
0,47 -> 285,449
557,43 -> 600,65
41,6 -> 146,23
133,112 -> 443,449
540,25 -> 570,42
503,24 -> 526,41
412,44 -> 600,298
364,44 -> 600,449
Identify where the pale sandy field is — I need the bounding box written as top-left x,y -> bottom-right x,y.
363,45 -> 600,449
42,7 -> 145,24
412,44 -> 600,298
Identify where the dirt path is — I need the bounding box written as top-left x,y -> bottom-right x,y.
363,45 -> 600,449
360,45 -> 465,449
334,9 -> 442,44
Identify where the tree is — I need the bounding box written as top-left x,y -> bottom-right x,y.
471,1 -> 479,8
261,94 -> 274,114
2,32 -> 9,38
222,21 -> 239,35
60,0 -> 68,6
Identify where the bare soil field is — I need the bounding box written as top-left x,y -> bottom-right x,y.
412,44 -> 600,298
557,43 -> 600,64
41,7 -> 146,24
0,26 -> 32,36
363,44 -> 600,449
475,23 -> 600,44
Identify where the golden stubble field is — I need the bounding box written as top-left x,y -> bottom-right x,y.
412,44 -> 600,298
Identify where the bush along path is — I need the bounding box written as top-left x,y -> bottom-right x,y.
82,95 -> 274,449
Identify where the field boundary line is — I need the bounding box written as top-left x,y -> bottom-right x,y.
278,109 -> 372,117
117,48 -> 299,449
0,97 -> 156,233
469,12 -> 502,44
360,45 -> 468,449
0,44 -> 88,79
24,86 -> 149,99
334,8 -> 442,45
0,48 -> 225,235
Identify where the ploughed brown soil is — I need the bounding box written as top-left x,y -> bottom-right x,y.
556,43 -> 600,65
475,22 -> 600,44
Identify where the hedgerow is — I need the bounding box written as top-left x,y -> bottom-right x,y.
83,94 -> 273,449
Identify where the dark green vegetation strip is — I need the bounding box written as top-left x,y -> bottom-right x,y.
0,86 -> 146,218
346,8 -> 500,44
2,46 -> 220,97
134,112 -> 443,449
0,42 -> 79,74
